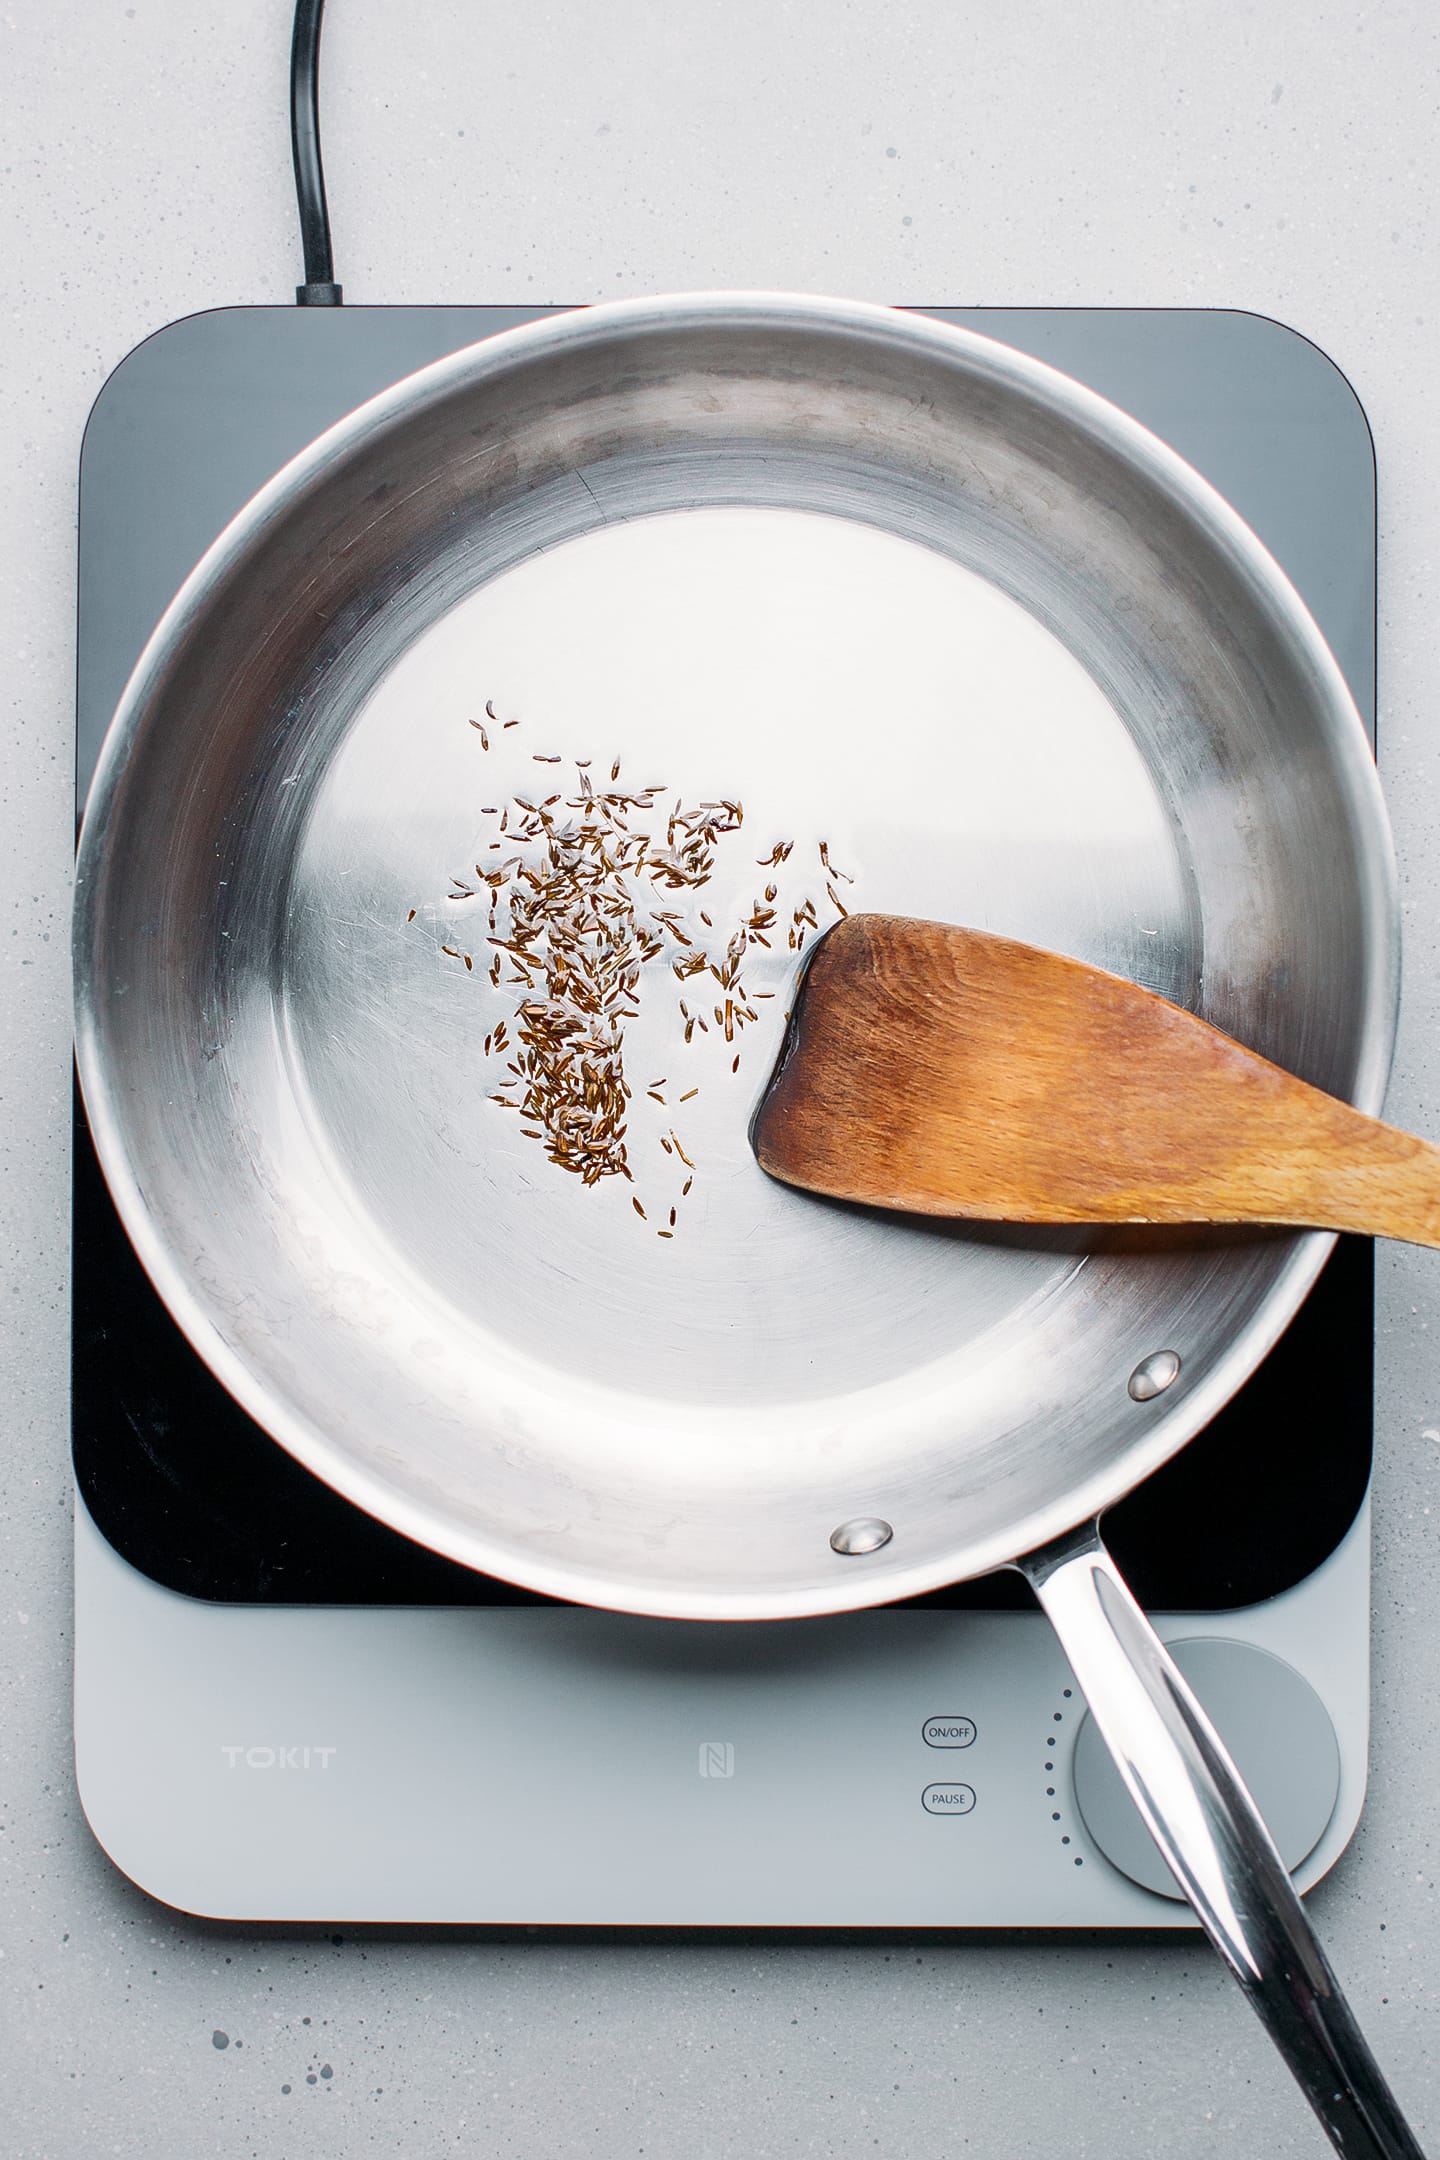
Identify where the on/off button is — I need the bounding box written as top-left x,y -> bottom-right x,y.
923,1783 -> 976,1816
922,1715 -> 976,1748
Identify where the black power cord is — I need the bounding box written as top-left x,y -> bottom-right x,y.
291,0 -> 343,304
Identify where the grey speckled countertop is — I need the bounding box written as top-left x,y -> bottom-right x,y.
5,3 -> 1440,2154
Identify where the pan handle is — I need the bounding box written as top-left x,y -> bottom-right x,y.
1019,1520 -> 1424,2160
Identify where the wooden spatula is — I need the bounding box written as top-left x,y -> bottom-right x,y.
752,913 -> 1440,1244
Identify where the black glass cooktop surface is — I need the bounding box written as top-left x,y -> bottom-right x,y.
72,303 -> 1378,1617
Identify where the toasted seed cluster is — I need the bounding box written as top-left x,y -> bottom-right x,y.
418,703 -> 854,1228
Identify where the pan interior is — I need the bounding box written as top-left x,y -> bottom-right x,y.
281,503 -> 1193,1419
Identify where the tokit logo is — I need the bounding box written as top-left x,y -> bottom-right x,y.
698,1740 -> 736,1779
220,1745 -> 338,1770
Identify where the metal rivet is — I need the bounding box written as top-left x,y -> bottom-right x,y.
830,1517 -> 894,1556
1128,1349 -> 1182,1402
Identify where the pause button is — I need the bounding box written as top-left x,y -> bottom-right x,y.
922,1783 -> 976,1816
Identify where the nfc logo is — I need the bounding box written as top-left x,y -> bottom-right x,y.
698,1741 -> 736,1779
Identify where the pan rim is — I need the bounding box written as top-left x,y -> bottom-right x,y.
72,290 -> 1399,1619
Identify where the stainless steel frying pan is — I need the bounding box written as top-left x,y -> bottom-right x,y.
73,295 -> 1413,2153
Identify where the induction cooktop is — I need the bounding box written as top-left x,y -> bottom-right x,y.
73,303 -> 1378,1923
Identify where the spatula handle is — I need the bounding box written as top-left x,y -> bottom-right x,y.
1288,1104 -> 1440,1247
1021,1522 -> 1425,2160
